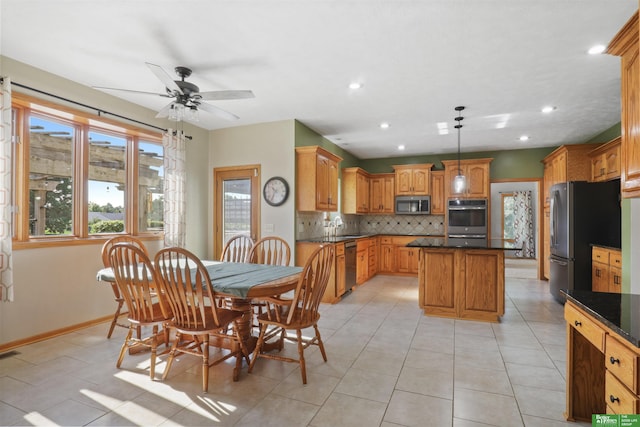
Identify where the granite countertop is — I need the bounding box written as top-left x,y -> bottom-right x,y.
563,289 -> 640,347
297,234 -> 445,244
406,237 -> 518,250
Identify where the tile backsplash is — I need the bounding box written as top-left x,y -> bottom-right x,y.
296,211 -> 444,240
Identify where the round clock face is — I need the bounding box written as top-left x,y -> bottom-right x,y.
263,177 -> 289,206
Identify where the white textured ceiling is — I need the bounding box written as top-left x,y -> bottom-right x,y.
1,1 -> 636,159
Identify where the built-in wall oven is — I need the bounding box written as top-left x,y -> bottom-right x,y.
447,198 -> 488,246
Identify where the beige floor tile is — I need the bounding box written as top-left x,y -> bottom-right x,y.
384,390 -> 453,427
404,347 -> 454,371
37,398 -> 105,426
512,384 -> 567,422
454,364 -> 513,396
504,362 -> 565,392
521,414 -> 592,427
499,346 -> 556,369
454,349 -> 505,372
453,388 -> 523,427
234,394 -> 319,427
309,392 -> 387,427
0,400 -> 27,426
453,418 -> 496,426
351,348 -> 406,376
396,365 -> 454,399
410,333 -> 455,354
335,368 -> 397,403
272,370 -> 340,405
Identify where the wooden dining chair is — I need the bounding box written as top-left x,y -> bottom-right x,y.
246,236 -> 291,323
101,235 -> 149,338
220,234 -> 254,263
108,243 -> 171,380
247,236 -> 291,266
248,244 -> 334,384
154,247 -> 249,391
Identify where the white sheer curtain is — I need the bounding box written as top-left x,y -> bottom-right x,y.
163,129 -> 186,248
513,190 -> 535,258
0,78 -> 13,301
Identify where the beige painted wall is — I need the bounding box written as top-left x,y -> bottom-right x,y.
209,120 -> 296,259
0,57 -> 210,346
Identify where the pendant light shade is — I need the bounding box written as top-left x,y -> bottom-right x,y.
453,106 -> 466,194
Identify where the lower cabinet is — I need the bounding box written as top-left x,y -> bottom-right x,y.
396,247 -> 419,274
378,235 -> 426,276
356,239 -> 369,285
565,301 -> 640,421
592,246 -> 622,293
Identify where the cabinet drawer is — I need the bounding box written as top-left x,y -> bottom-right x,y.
606,370 -> 639,414
593,247 -> 610,264
606,334 -> 639,393
610,251 -> 622,268
565,303 -> 605,351
357,240 -> 369,251
335,243 -> 345,256
380,237 -> 392,244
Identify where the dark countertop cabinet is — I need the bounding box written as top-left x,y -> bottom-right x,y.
563,289 -> 640,347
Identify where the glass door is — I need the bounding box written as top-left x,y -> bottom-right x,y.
213,165 -> 260,259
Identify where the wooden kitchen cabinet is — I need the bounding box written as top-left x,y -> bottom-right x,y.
608,12 -> 640,198
542,145 -> 593,206
368,237 -> 378,277
295,146 -> 342,212
369,173 -> 395,214
430,170 -> 445,214
342,167 -> 370,214
396,246 -> 420,274
592,246 -> 622,293
356,239 -> 369,285
379,241 -> 395,273
589,137 -> 621,182
393,164 -> 433,196
442,158 -> 492,199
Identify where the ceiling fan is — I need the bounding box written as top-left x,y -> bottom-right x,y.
93,62 -> 254,121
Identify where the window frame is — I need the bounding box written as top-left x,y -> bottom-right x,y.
12,93 -> 164,249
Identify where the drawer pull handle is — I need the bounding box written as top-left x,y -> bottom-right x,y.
574,320 -> 582,327
610,395 -> 620,404
609,356 -> 620,365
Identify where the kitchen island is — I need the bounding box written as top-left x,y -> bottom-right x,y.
408,238 -> 517,322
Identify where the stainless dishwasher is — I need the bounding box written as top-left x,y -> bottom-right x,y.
344,240 -> 357,294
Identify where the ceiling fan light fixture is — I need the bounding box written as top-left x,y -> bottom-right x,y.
168,103 -> 184,121
185,106 -> 199,122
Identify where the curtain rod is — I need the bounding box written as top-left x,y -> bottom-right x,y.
3,78 -> 192,139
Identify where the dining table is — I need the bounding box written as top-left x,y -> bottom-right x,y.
97,260 -> 303,380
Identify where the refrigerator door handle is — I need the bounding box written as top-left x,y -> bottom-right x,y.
550,190 -> 560,249
550,257 -> 568,266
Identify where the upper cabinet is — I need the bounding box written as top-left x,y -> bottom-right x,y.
295,146 -> 342,212
393,164 -> 433,196
430,170 -> 445,214
369,173 -> 395,214
442,158 -> 492,199
342,167 -> 370,214
589,137 -> 621,182
542,145 -> 593,207
607,11 -> 640,198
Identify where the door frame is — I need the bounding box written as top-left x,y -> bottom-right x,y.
213,164 -> 261,260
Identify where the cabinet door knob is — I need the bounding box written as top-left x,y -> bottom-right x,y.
609,356 -> 620,365
610,395 -> 620,404
574,320 -> 582,327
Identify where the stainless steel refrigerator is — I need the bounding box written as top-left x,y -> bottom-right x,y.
549,180 -> 621,303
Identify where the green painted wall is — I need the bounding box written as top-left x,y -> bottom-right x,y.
294,120 -> 359,168
586,122 -> 621,144
358,147 -> 557,179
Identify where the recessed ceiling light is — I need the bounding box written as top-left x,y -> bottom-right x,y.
437,122 -> 449,135
541,106 -> 556,113
398,145 -> 405,151
588,44 -> 606,55
349,82 -> 363,89
380,122 -> 390,129
519,135 -> 530,142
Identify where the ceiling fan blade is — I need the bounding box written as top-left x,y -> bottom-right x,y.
198,102 -> 240,121
93,86 -> 172,97
155,102 -> 175,119
146,62 -> 183,94
198,90 -> 255,101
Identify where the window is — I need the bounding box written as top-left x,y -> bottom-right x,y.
12,93 -> 163,245
501,193 -> 515,242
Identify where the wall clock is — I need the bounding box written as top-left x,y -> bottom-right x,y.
263,176 -> 289,206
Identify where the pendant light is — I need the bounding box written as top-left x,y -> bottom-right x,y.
453,106 -> 466,194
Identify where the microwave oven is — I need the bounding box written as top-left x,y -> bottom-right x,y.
395,195 -> 431,215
